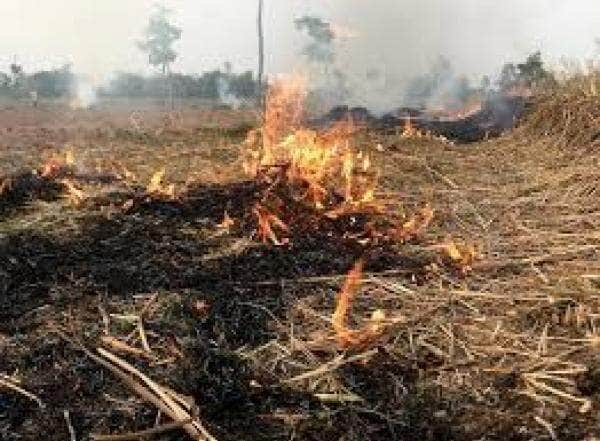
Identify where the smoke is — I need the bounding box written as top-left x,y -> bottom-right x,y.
286,0 -> 600,113
71,75 -> 98,109
217,76 -> 242,109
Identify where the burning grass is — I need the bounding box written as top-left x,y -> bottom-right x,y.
242,77 -> 434,248
3,74 -> 600,440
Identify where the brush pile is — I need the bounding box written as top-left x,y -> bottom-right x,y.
242,77 -> 433,246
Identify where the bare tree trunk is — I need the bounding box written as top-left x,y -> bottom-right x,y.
257,0 -> 265,112
168,67 -> 174,111
162,63 -> 168,109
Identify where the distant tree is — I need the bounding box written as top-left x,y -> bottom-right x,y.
498,62 -> 519,91
517,51 -> 553,86
138,4 -> 182,107
295,16 -> 335,65
9,63 -> 24,92
229,71 -> 258,99
138,4 -> 182,75
499,51 -> 554,91
0,72 -> 10,90
480,75 -> 491,91
30,64 -> 75,98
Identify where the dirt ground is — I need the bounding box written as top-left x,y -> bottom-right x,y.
1,103 -> 600,440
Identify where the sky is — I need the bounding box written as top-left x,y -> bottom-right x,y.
0,1 -> 598,107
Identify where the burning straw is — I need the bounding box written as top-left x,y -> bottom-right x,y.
242,76 -> 434,246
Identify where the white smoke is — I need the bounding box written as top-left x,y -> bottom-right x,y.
71,75 -> 97,109
217,76 -> 242,109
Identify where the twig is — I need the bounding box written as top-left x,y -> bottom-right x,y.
64,409 -> 77,441
137,320 -> 152,353
534,416 -> 557,441
91,418 -> 192,441
314,393 -> 364,403
100,336 -> 155,361
284,349 -> 378,384
0,377 -> 45,408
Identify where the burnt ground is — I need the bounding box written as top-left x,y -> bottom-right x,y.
1,104 -> 600,440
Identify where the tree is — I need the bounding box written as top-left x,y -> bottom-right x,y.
9,63 -> 24,93
30,64 -> 75,98
138,4 -> 182,75
295,16 -> 335,65
517,51 -> 551,86
498,62 -> 518,91
138,4 -> 182,107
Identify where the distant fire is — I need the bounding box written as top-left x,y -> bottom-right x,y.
427,99 -> 483,120
146,168 -> 176,200
39,148 -> 75,179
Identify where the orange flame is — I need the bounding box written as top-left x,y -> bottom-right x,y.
146,168 -> 176,199
39,148 -> 75,179
332,260 -> 386,349
243,78 -> 377,210
393,204 -> 435,241
440,240 -> 478,274
60,179 -> 86,205
253,204 -> 289,246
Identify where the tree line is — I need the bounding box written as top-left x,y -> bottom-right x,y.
0,62 -> 257,102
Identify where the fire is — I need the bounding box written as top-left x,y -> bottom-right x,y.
400,117 -> 421,139
244,77 -> 377,210
60,179 -> 86,205
217,211 -> 235,230
253,204 -> 289,245
332,260 -> 386,348
243,76 -> 432,246
146,168 -> 176,199
440,240 -> 479,274
39,148 -> 76,179
394,204 -> 435,241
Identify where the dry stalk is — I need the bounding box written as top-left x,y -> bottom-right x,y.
100,336 -> 156,361
283,349 -> 378,385
0,375 -> 45,408
55,331 -> 216,441
91,418 -> 192,441
64,409 -> 77,441
97,348 -> 216,440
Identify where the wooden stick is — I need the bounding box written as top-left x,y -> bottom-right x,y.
54,331 -> 208,440
97,348 -> 216,441
284,349 -> 378,384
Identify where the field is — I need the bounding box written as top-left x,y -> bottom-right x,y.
1,85 -> 600,441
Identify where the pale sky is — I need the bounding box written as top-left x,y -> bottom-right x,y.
0,1 -> 598,107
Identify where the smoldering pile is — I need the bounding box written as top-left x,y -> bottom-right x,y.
311,93 -> 530,143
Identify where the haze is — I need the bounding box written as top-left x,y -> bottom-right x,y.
0,0 -> 598,108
